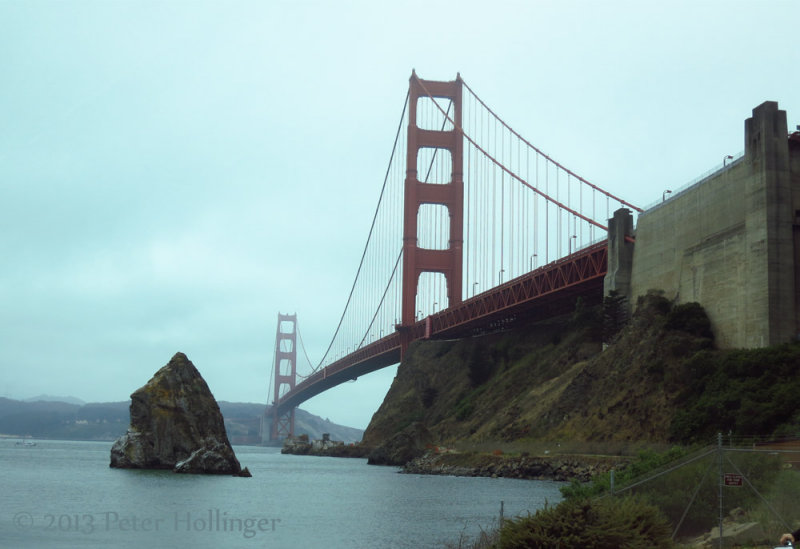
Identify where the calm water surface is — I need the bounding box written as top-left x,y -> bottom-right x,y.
0,439 -> 562,548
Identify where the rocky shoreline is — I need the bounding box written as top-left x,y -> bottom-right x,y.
281,433 -> 629,482
401,450 -> 629,482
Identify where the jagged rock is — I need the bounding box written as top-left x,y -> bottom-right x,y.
367,422 -> 433,465
110,352 -> 246,476
281,434 -> 311,455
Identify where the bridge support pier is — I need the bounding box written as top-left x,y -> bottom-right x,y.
604,208 -> 635,306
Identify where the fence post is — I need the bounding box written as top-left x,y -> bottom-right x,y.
610,469 -> 615,496
718,432 -> 723,548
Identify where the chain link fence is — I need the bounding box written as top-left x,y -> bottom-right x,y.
607,435 -> 800,547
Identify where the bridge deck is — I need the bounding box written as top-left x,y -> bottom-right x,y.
276,241 -> 608,414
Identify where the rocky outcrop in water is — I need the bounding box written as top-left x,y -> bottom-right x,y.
109,352 -> 249,476
281,433 -> 367,458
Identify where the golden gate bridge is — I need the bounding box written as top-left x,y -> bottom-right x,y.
263,72 -> 640,440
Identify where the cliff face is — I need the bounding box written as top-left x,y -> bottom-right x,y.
110,352 -> 247,475
362,295 -> 718,451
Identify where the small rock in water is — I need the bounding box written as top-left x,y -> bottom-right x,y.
109,352 -> 248,476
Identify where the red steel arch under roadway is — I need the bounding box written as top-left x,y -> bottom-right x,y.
275,241 -> 608,416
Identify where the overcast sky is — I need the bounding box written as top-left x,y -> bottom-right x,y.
2,1 -> 799,430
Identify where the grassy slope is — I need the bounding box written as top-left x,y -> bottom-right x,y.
363,294 -> 800,451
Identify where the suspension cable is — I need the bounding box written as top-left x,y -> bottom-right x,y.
267,333 -> 276,405
357,247 -> 403,349
460,78 -> 642,213
414,75 -> 609,232
317,90 -> 410,367
295,322 -> 316,378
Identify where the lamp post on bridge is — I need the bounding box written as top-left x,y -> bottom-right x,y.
568,235 -> 577,255
473,281 -> 479,297
499,269 -> 505,284
530,254 -> 538,270
662,189 -> 672,202
723,154 -> 733,167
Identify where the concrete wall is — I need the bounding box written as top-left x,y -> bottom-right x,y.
626,102 -> 799,349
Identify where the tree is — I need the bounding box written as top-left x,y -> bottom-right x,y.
602,290 -> 628,344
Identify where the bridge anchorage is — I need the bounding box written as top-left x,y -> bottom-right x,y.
264,71 -> 639,440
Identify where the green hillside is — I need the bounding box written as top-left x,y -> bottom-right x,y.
362,293 -> 800,454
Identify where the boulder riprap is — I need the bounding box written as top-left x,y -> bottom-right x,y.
110,352 -> 250,476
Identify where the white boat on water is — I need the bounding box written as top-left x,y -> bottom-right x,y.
15,438 -> 36,447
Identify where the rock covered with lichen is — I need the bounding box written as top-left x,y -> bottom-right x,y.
109,352 -> 249,476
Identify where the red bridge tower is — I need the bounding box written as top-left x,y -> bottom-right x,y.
269,313 -> 296,440
399,72 -> 463,351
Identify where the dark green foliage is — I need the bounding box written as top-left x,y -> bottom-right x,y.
498,496 -> 674,548
572,296 -> 601,329
670,343 -> 800,441
561,447 -> 689,500
421,387 -> 438,408
626,450 -> 781,536
665,302 -> 714,340
562,446 -> 782,538
602,290 -> 629,344
467,341 -> 495,387
454,386 -> 486,421
639,291 -> 672,315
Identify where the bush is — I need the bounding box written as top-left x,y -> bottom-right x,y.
624,450 -> 781,536
561,446 -> 688,501
467,342 -> 495,387
670,343 -> 800,441
498,496 -> 674,548
561,446 -> 782,538
665,302 -> 714,340
421,387 -> 438,408
602,290 -> 629,344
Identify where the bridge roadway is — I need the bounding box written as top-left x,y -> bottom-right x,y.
275,241 -> 609,416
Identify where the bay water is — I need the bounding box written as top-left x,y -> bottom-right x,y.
1,439 -> 563,548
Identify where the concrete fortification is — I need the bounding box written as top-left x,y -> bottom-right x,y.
609,101 -> 800,349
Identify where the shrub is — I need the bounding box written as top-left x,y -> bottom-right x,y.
665,302 -> 714,340
562,446 -> 782,538
670,343 -> 800,441
421,387 -> 438,408
623,450 -> 781,536
467,342 -> 495,387
561,447 -> 688,501
602,290 -> 629,344
498,496 -> 674,548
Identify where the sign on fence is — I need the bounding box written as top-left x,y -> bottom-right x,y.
723,473 -> 743,486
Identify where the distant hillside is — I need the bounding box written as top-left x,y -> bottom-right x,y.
363,293 -> 800,450
0,398 -> 363,444
24,394 -> 86,405
0,398 -> 128,441
218,402 -> 364,444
